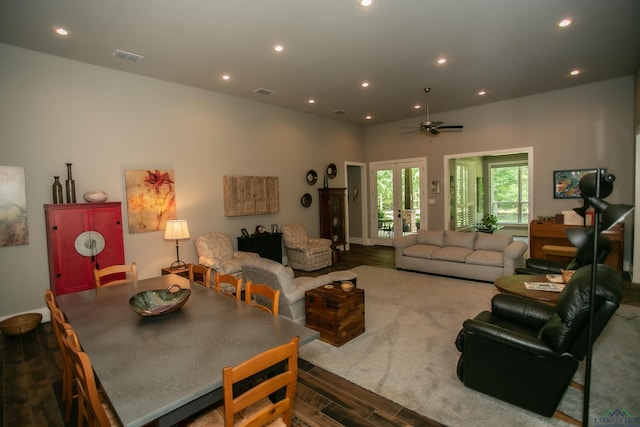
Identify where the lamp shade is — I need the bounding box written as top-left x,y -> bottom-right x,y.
572,200 -> 589,218
164,220 -> 190,240
587,198 -> 634,230
578,172 -> 615,199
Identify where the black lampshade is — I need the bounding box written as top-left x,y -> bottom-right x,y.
588,197 -> 634,230
573,199 -> 589,218
578,172 -> 615,199
567,227 -> 594,249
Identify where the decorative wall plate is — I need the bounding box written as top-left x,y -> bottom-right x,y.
327,163 -> 337,179
301,193 -> 312,207
306,169 -> 317,185
74,231 -> 105,257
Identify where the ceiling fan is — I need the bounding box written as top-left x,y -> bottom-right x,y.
402,87 -> 464,135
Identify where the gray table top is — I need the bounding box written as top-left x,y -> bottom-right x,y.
56,274 -> 318,427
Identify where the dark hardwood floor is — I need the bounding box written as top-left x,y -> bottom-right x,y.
1,244 -> 441,427
2,244 -> 638,426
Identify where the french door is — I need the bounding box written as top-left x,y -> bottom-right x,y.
370,158 -> 426,246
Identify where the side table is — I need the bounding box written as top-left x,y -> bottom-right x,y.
305,285 -> 365,346
161,264 -> 191,279
494,274 -> 561,305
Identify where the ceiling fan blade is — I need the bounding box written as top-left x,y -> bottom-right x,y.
430,128 -> 440,135
438,125 -> 464,129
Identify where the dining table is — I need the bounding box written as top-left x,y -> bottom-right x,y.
56,274 -> 319,427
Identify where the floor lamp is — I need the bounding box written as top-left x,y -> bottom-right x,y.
567,170 -> 634,427
164,219 -> 190,270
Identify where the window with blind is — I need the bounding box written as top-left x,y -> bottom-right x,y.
454,160 -> 476,229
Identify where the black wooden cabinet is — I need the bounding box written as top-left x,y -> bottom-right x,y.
237,232 -> 283,263
319,188 -> 346,251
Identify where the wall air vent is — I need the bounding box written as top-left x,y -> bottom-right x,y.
254,88 -> 275,96
332,110 -> 348,115
112,49 -> 144,63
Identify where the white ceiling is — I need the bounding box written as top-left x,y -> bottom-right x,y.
1,0 -> 639,126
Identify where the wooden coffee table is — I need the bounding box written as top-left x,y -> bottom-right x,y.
494,275 -> 561,305
305,285 -> 365,346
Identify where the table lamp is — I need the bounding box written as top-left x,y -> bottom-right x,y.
164,219 -> 190,270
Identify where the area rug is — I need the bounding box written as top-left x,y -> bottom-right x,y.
299,266 -> 640,427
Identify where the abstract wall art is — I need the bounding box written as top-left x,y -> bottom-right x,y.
0,166 -> 29,246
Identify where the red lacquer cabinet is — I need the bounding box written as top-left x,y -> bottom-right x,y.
44,202 -> 125,295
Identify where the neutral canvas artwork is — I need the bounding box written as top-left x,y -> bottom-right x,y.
0,166 -> 29,246
125,169 -> 176,233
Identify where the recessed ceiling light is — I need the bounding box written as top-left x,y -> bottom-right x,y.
53,26 -> 69,36
273,44 -> 284,53
570,69 -> 581,76
359,0 -> 372,7
361,81 -> 370,88
414,104 -> 421,110
308,99 -> 316,104
437,57 -> 447,65
221,74 -> 231,81
478,90 -> 486,96
557,18 -> 572,28
365,115 -> 373,120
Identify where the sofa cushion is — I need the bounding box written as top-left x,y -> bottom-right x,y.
465,250 -> 504,267
475,232 -> 513,252
403,244 -> 439,259
444,230 -> 477,250
416,230 -> 444,247
432,246 -> 473,263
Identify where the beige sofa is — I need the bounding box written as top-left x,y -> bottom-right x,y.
392,229 -> 528,282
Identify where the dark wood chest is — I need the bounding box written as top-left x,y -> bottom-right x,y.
305,286 -> 365,346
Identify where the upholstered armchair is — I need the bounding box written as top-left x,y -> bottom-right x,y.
194,232 -> 259,276
281,223 -> 332,271
241,257 -> 334,324
455,264 -> 622,418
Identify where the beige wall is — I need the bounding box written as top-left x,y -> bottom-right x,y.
0,43 -> 365,317
0,42 -> 636,319
365,77 -> 635,231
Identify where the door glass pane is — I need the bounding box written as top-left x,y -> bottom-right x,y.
376,169 -> 393,238
401,166 -> 421,234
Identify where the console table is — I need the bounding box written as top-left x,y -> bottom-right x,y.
237,232 -> 282,263
528,220 -> 623,272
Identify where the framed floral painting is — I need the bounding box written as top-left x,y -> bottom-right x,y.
0,166 -> 29,246
125,169 -> 176,233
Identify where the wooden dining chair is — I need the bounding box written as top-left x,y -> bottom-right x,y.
214,271 -> 242,299
189,264 -> 211,288
189,336 -> 299,427
94,262 -> 137,288
63,328 -> 119,427
245,280 -> 280,316
44,289 -> 59,311
49,306 -> 75,422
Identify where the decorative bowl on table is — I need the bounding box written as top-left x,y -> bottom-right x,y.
341,282 -> 354,292
561,269 -> 575,284
0,313 -> 42,336
128,284 -> 191,317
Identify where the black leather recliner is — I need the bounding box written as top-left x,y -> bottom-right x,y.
455,264 -> 622,417
515,234 -> 611,275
